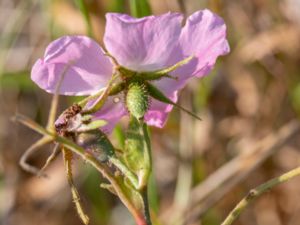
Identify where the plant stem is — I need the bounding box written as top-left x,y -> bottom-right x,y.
14,114 -> 148,225
63,148 -> 89,225
221,166 -> 300,225
140,123 -> 152,225
142,122 -> 152,169
109,156 -> 139,189
141,188 -> 152,225
138,121 -> 152,189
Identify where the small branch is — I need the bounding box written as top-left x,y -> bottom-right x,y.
221,166 -> 300,225
162,120 -> 300,225
14,114 -> 147,225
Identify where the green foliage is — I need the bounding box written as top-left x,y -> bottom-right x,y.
76,130 -> 115,162
124,116 -> 147,173
74,0 -> 94,37
147,82 -> 173,105
290,82 -> 300,116
107,0 -> 125,13
148,173 -> 159,213
113,124 -> 126,149
83,166 -> 112,224
0,71 -> 35,91
194,73 -> 215,110
202,209 -> 222,225
129,0 -> 151,18
75,119 -> 108,132
147,82 -> 201,120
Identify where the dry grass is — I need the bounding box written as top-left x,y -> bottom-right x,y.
1,0 -> 300,225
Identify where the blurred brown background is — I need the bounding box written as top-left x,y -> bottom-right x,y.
1,0 -> 300,225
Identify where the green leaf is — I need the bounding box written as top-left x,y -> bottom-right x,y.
139,55 -> 194,80
74,0 -> 93,37
129,0 -> 151,18
75,119 -> 107,133
290,82 -> 300,116
113,124 -> 126,149
83,167 -> 112,224
146,82 -> 173,104
148,173 -> 159,213
115,175 -> 144,211
76,130 -> 115,161
147,82 -> 202,121
107,0 -> 125,13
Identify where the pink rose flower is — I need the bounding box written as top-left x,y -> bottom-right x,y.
31,10 -> 229,131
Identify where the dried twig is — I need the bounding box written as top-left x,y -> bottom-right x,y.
170,88 -> 194,225
221,166 -> 300,225
167,120 -> 300,225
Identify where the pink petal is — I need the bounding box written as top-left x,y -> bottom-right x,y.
31,36 -> 113,96
104,12 -> 183,72
178,9 -> 230,78
145,10 -> 229,127
92,95 -> 127,133
144,80 -> 179,128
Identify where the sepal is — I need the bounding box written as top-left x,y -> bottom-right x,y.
147,82 -> 202,121
124,116 -> 151,190
138,55 -> 194,81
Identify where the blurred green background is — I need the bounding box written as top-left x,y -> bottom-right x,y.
1,0 -> 300,225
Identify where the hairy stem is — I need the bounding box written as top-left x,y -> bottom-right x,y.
63,147 -> 89,225
221,166 -> 300,225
